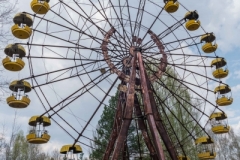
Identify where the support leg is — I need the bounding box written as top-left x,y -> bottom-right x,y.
138,53 -> 165,160
111,54 -> 137,159
134,95 -> 158,160
103,91 -> 125,159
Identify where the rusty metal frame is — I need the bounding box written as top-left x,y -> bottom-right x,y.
17,1 -> 226,159
103,51 -> 178,159
103,90 -> 125,159
111,52 -> 137,159
138,52 -> 166,160
134,94 -> 158,160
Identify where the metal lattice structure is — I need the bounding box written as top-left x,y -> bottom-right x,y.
3,0 -> 233,159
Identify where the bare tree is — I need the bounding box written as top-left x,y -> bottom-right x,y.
51,148 -> 61,160
0,0 -> 17,49
208,128 -> 240,160
0,0 -> 18,100
5,111 -> 21,160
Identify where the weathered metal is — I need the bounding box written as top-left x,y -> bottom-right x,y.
138,52 -> 165,160
102,27 -> 130,83
122,142 -> 129,160
134,95 -> 158,160
102,28 -> 177,159
103,91 -> 125,159
145,71 -> 178,160
144,32 -> 179,160
147,30 -> 167,82
111,53 -> 137,159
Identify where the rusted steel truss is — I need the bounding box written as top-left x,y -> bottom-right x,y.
138,52 -> 166,160
103,52 -> 178,160
101,26 -> 178,159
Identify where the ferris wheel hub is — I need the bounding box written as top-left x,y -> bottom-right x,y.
122,56 -> 132,68
129,46 -> 142,56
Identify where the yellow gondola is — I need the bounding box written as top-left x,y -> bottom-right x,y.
2,44 -> 26,71
214,85 -> 231,94
2,57 -> 25,71
29,115 -> 51,126
6,80 -> 31,108
216,96 -> 233,106
202,43 -> 218,53
184,11 -> 201,31
4,44 -> 26,57
11,13 -> 33,39
178,155 -> 190,160
214,85 -> 233,106
9,80 -> 31,92
27,131 -> 50,144
212,68 -> 228,79
26,116 -> 51,144
200,33 -> 216,43
7,95 -> 30,108
195,137 -> 216,159
31,0 -> 50,14
164,0 -> 179,13
210,112 -> 230,134
60,144 -> 83,160
200,33 -> 218,53
211,58 -> 228,79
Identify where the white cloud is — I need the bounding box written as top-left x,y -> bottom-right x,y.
230,121 -> 240,135
1,0 -> 240,157
234,70 -> 240,79
232,84 -> 240,93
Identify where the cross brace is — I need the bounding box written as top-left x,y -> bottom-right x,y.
103,52 -> 178,160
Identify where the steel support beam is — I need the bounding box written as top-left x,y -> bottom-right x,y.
145,70 -> 179,160
138,53 -> 165,160
134,95 -> 158,160
111,53 -> 137,159
103,91 -> 125,159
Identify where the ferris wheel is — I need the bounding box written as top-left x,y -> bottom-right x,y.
2,0 -> 233,159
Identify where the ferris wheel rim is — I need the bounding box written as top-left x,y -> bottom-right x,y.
5,0 -> 232,158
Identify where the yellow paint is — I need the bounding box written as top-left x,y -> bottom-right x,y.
31,0 -> 50,14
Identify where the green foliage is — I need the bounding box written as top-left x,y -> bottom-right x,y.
90,66 -> 204,159
153,67 -> 203,159
11,130 -> 29,160
7,130 -> 52,160
90,92 -> 143,159
209,128 -> 240,160
89,93 -> 118,159
90,94 -> 118,159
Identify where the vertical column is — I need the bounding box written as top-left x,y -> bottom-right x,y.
138,52 -> 166,160
111,53 -> 137,159
146,75 -> 179,160
103,91 -> 125,160
134,95 -> 159,160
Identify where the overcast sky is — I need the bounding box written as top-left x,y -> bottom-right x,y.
1,0 -> 240,158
